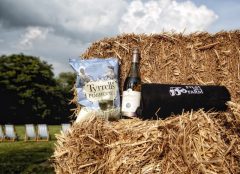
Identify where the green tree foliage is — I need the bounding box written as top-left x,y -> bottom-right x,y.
55,72 -> 76,122
56,72 -> 75,92
0,54 -> 74,124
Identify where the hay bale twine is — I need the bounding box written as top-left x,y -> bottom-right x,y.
54,31 -> 240,173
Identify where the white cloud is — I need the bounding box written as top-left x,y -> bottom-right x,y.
0,0 -> 219,75
119,0 -> 218,33
0,0 -> 127,41
19,26 -> 52,49
56,0 -> 127,33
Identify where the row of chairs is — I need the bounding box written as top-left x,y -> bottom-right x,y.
0,123 -> 71,142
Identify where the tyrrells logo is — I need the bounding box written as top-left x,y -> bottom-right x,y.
169,86 -> 203,96
83,80 -> 117,101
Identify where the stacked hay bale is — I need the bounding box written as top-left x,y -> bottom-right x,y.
54,104 -> 240,173
54,31 -> 240,173
83,31 -> 240,102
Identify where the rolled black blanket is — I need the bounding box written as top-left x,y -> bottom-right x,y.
136,83 -> 231,119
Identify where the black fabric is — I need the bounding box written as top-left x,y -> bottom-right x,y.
136,83 -> 231,120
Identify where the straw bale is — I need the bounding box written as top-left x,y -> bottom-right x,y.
82,31 -> 240,103
54,31 -> 240,173
54,102 -> 240,173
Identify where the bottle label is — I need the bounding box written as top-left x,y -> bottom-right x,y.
121,89 -> 141,113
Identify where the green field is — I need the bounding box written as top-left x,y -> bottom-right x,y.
0,125 -> 61,174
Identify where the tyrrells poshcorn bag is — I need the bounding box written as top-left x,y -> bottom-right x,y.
69,58 -> 120,122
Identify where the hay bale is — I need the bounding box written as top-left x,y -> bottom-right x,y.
54,102 -> 240,173
54,31 -> 240,173
82,31 -> 240,103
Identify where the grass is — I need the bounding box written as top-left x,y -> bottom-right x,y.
15,125 -> 61,141
0,125 -> 61,174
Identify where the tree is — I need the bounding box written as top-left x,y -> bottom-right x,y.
0,54 -> 73,124
56,72 -> 76,92
55,72 -> 76,121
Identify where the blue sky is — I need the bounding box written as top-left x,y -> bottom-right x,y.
193,0 -> 240,32
0,0 -> 239,75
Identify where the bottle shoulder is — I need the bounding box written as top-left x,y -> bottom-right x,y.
124,76 -> 141,83
123,76 -> 141,91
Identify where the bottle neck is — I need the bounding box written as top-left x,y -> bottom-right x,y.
132,52 -> 139,63
128,62 -> 140,77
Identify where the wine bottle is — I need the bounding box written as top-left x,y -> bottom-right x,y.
121,47 -> 141,117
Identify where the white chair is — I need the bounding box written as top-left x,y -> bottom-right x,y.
61,123 -> 71,134
4,124 -> 17,141
37,124 -> 49,141
25,124 -> 37,141
0,125 -> 4,141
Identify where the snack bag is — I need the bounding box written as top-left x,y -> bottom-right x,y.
69,58 -> 120,122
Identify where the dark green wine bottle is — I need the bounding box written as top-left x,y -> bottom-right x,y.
121,48 -> 141,117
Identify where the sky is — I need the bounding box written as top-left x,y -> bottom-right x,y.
0,0 -> 239,75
